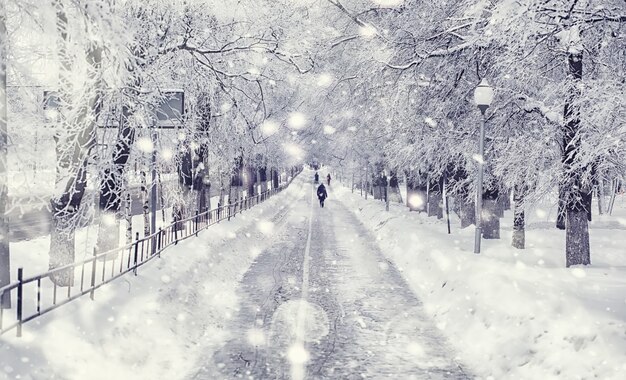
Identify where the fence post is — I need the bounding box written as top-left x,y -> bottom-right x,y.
157,227 -> 163,257
228,199 -> 232,221
195,211 -> 199,236
16,268 -> 23,338
133,233 -> 139,276
90,247 -> 97,300
151,229 -> 157,257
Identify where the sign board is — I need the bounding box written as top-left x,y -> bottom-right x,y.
152,91 -> 184,128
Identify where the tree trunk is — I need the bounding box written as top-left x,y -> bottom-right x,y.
49,221 -> 76,285
155,171 -> 164,224
562,51 -> 591,266
496,191 -> 506,218
191,151 -> 209,215
205,181 -> 211,211
49,2 -> 102,285
97,106 -> 135,255
141,171 -> 150,237
219,169 -> 225,206
373,164 -> 384,201
427,176 -> 443,219
502,189 -> 511,211
385,169 -> 390,211
246,164 -> 255,198
388,170 -> 402,203
272,168 -> 279,190
405,171 -> 413,208
227,170 -> 233,206
482,188 -> 500,239
460,199 -> 475,229
124,190 -> 132,244
566,209 -> 590,266
512,186 -> 525,249
556,184 -> 566,230
238,174 -> 244,211
0,5 -> 10,308
451,167 -> 475,228
174,145 -> 194,223
584,190 -> 592,222
597,180 -> 604,215
358,170 -> 362,195
364,165 -> 368,200
259,166 -> 268,193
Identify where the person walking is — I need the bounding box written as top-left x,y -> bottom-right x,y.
327,173 -> 331,186
317,182 -> 328,208
314,172 -> 319,184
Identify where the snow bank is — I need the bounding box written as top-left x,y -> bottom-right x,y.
334,183 -> 626,379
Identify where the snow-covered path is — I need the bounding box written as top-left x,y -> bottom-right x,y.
189,182 -> 469,379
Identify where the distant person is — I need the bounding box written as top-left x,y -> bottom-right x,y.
317,183 -> 328,208
327,173 -> 331,186
314,172 -> 319,184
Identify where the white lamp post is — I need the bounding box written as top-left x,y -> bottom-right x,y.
473,79 -> 494,254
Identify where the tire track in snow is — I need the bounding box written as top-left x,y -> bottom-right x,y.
289,180 -> 315,380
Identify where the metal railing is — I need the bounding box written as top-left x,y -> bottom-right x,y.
0,171 -> 301,337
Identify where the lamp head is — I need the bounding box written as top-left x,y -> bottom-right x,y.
474,78 -> 494,113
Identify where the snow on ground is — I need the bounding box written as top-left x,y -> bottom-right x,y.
0,175 -> 308,380
332,178 -> 626,379
3,168 -> 626,380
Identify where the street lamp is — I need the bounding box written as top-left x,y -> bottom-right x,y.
473,79 -> 493,254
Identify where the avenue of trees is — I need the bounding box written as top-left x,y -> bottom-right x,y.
0,0 -> 625,293
311,0 -> 625,267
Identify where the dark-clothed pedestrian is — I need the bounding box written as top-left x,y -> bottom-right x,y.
317,183 -> 327,207
327,173 -> 331,186
314,172 -> 319,184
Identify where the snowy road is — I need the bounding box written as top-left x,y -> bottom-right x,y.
189,182 -> 469,379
